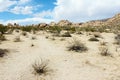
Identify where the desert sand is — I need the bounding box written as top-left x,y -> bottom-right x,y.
0,31 -> 120,80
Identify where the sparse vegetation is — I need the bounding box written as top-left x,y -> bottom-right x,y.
21,31 -> 27,36
115,33 -> 120,45
60,38 -> 65,41
0,49 -> 9,57
32,59 -> 53,76
99,46 -> 111,56
93,33 -> 101,38
50,37 -> 56,40
68,39 -> 88,52
0,24 -> 9,34
61,31 -> 71,37
31,44 -> 34,47
14,36 -> 21,42
45,36 -> 49,39
89,37 -> 99,41
31,36 -> 36,40
99,41 -> 107,46
0,34 -> 6,41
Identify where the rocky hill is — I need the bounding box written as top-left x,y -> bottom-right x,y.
6,13 -> 120,28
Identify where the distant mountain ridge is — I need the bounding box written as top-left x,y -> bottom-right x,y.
6,13 -> 120,28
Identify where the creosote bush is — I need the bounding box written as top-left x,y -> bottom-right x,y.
32,59 -> 53,76
68,39 -> 88,52
0,49 -> 9,57
61,31 -> 71,37
89,37 -> 99,41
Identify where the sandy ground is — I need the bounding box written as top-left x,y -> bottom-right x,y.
0,31 -> 120,80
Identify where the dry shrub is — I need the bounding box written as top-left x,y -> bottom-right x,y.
115,33 -> 120,45
61,32 -> 71,37
14,36 -> 21,42
0,34 -> 6,41
0,49 -> 9,57
31,36 -> 36,40
99,46 -> 111,56
68,39 -> 88,52
45,36 -> 49,39
32,59 -> 53,76
99,41 -> 107,46
60,38 -> 65,41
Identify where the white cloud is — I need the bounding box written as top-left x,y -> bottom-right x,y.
52,0 -> 120,22
0,0 -> 16,12
1,17 -> 54,25
0,0 -> 37,15
34,10 -> 53,18
18,0 -> 31,4
1,0 -> 120,25
10,6 -> 33,14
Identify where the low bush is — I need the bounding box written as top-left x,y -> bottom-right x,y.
68,39 -> 88,52
99,46 -> 111,56
61,32 -> 71,37
0,49 -> 9,57
89,37 -> 99,41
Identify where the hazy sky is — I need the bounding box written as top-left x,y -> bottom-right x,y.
0,0 -> 120,25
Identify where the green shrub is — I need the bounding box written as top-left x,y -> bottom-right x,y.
47,26 -> 61,34
0,24 -> 8,34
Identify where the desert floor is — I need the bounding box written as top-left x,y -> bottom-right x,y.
0,31 -> 120,80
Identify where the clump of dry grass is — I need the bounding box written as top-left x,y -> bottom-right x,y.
0,34 -> 6,41
31,36 -> 36,40
99,41 -> 107,46
99,46 -> 111,56
14,36 -> 21,42
45,36 -> 49,39
0,49 -> 9,57
51,37 -> 56,41
68,39 -> 88,52
114,33 -> 120,45
93,32 -> 101,38
60,38 -> 65,41
32,59 -> 53,76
